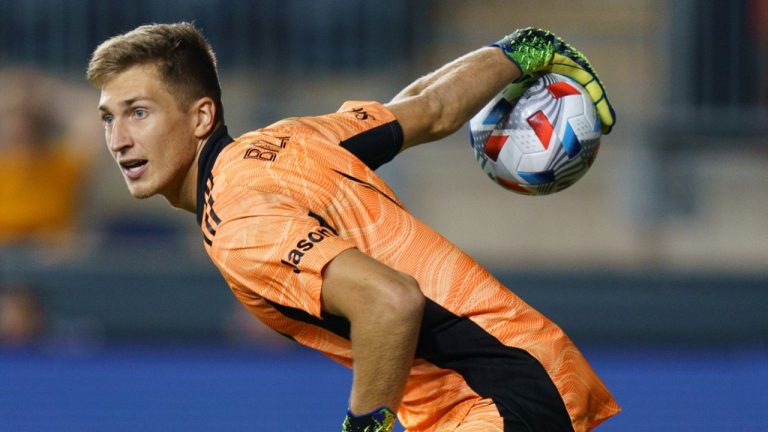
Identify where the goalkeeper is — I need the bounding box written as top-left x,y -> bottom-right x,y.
88,23 -> 619,431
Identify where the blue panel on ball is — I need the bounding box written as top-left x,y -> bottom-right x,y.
561,121 -> 582,159
518,170 -> 555,185
483,98 -> 513,125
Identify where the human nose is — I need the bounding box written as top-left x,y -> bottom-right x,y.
107,118 -> 132,153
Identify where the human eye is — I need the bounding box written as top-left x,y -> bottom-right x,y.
133,108 -> 148,119
101,113 -> 114,127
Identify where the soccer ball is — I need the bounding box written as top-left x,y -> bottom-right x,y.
469,73 -> 601,195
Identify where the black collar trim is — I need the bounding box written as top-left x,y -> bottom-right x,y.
196,126 -> 233,226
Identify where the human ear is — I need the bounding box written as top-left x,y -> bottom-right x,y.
192,97 -> 217,138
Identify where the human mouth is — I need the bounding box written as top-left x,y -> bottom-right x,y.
119,159 -> 148,180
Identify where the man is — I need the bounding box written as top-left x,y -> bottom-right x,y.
88,23 -> 619,431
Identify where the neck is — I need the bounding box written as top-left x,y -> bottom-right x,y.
174,150 -> 203,213
166,132 -> 214,213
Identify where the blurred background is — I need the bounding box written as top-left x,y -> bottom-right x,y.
1,0 -> 767,430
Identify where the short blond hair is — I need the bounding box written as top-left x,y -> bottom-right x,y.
87,22 -> 223,122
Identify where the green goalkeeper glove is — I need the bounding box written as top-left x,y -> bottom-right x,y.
493,27 -> 616,134
342,406 -> 395,432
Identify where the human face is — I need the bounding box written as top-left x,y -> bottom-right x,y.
98,64 -> 199,206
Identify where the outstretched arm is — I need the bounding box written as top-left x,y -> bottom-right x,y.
386,47 -> 521,151
387,28 -> 616,152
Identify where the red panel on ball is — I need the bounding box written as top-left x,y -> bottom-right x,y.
526,110 -> 554,150
484,134 -> 508,162
547,81 -> 580,99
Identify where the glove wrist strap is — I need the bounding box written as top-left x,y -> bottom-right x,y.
342,406 -> 395,432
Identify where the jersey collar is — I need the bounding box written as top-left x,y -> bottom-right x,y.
196,125 -> 233,226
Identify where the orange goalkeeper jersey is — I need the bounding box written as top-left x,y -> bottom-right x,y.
196,101 -> 620,431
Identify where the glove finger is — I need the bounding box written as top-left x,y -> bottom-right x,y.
583,80 -> 605,104
583,81 -> 616,134
548,64 -> 595,87
549,54 -> 594,83
584,83 -> 615,134
550,53 -> 616,134
596,100 -> 615,134
551,53 -> 583,69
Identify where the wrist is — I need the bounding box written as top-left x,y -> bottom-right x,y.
486,46 -> 523,84
342,406 -> 396,432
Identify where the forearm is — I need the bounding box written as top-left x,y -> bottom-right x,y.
387,46 -> 521,150
320,249 -> 426,421
348,303 -> 423,415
